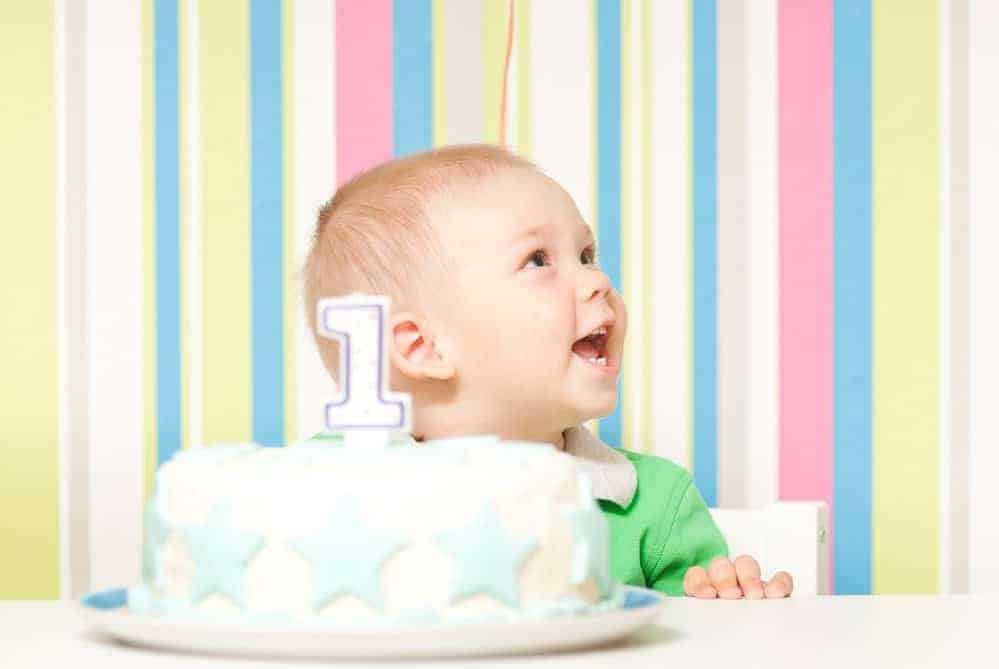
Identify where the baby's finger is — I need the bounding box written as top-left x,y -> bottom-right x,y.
683,566 -> 717,599
707,556 -> 742,599
733,555 -> 764,600
764,571 -> 794,598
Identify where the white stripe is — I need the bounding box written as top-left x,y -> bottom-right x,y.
295,0 -> 339,440
531,0 -> 595,234
61,0 -> 90,599
505,1 -> 518,152
187,0 -> 202,449
938,0 -> 952,594
968,0 -> 999,594
627,0 -> 644,452
717,0 -> 749,507
745,0 -> 779,508
444,0 -> 483,144
530,0 -> 595,437
649,0 -> 689,468
947,0 -> 971,595
85,0 -> 144,592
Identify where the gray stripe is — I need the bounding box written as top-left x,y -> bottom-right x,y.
64,0 -> 90,598
716,0 -> 749,507
444,0 -> 483,144
949,0 -> 970,594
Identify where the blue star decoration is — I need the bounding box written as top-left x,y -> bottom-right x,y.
435,502 -> 537,607
181,503 -> 265,609
289,504 -> 408,611
142,501 -> 170,582
566,505 -> 612,594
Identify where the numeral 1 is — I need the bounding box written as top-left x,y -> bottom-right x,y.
317,294 -> 412,446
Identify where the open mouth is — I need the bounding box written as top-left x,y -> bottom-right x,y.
571,326 -> 611,368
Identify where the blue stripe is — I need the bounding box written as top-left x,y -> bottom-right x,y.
692,0 -> 717,506
393,0 -> 432,157
597,0 -> 623,449
155,0 -> 181,465
833,0 -> 872,595
250,0 -> 285,447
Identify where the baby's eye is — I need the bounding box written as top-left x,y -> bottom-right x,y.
581,246 -> 597,265
523,249 -> 551,269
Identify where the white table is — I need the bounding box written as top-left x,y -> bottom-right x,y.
2,595 -> 992,668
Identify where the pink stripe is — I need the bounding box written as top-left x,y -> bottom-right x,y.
336,0 -> 393,185
778,0 -> 834,590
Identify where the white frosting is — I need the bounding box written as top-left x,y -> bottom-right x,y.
133,438 -> 617,624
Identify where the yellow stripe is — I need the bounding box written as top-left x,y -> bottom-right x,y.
201,0 -> 252,444
143,0 -> 157,495
482,0 -> 507,144
590,0 -> 598,244
685,0 -> 693,470
621,0 -> 632,452
283,0 -> 297,443
640,0 -> 653,455
0,3 -> 59,598
516,0 -> 532,158
432,0 -> 447,147
179,0 -> 190,449
589,0 -> 599,441
872,0 -> 940,593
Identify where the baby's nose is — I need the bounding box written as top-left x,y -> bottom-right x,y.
577,269 -> 612,303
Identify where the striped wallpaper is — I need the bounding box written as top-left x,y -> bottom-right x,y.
1,0 -> 998,599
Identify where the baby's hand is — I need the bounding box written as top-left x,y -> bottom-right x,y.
683,555 -> 793,599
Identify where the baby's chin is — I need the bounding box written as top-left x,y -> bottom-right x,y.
563,394 -> 619,427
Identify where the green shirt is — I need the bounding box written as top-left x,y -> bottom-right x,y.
601,450 -> 728,596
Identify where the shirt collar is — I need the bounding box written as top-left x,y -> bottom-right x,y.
563,425 -> 637,508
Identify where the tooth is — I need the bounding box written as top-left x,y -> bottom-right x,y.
597,357 -> 607,366
586,357 -> 598,364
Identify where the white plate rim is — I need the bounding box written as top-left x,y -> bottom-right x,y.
79,586 -> 667,659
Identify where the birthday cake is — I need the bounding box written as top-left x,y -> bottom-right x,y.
129,293 -> 620,626
128,433 -> 620,626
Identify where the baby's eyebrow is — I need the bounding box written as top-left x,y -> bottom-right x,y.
512,222 -> 596,246
513,222 -> 553,242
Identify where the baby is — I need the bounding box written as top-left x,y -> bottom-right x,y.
303,144 -> 792,599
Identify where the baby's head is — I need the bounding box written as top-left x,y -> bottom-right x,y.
303,145 -> 627,448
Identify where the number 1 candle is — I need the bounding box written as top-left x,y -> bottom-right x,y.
316,294 -> 412,448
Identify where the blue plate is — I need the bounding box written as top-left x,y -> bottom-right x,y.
79,585 -> 667,659
82,588 -> 128,610
83,586 -> 661,613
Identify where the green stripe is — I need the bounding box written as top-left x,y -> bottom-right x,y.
482,0 -> 507,144
621,0 -> 632,452
640,0 -> 653,455
202,0 -> 252,444
283,0 -> 297,443
143,0 -> 157,496
0,2 -> 59,598
872,0 -> 940,593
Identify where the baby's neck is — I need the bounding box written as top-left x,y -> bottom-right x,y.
408,395 -> 572,451
412,425 -> 567,451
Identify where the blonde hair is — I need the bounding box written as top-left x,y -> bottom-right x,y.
302,144 -> 535,380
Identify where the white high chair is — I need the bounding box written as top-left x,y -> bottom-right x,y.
709,502 -> 829,596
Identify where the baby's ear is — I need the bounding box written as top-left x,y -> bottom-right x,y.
389,312 -> 456,381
